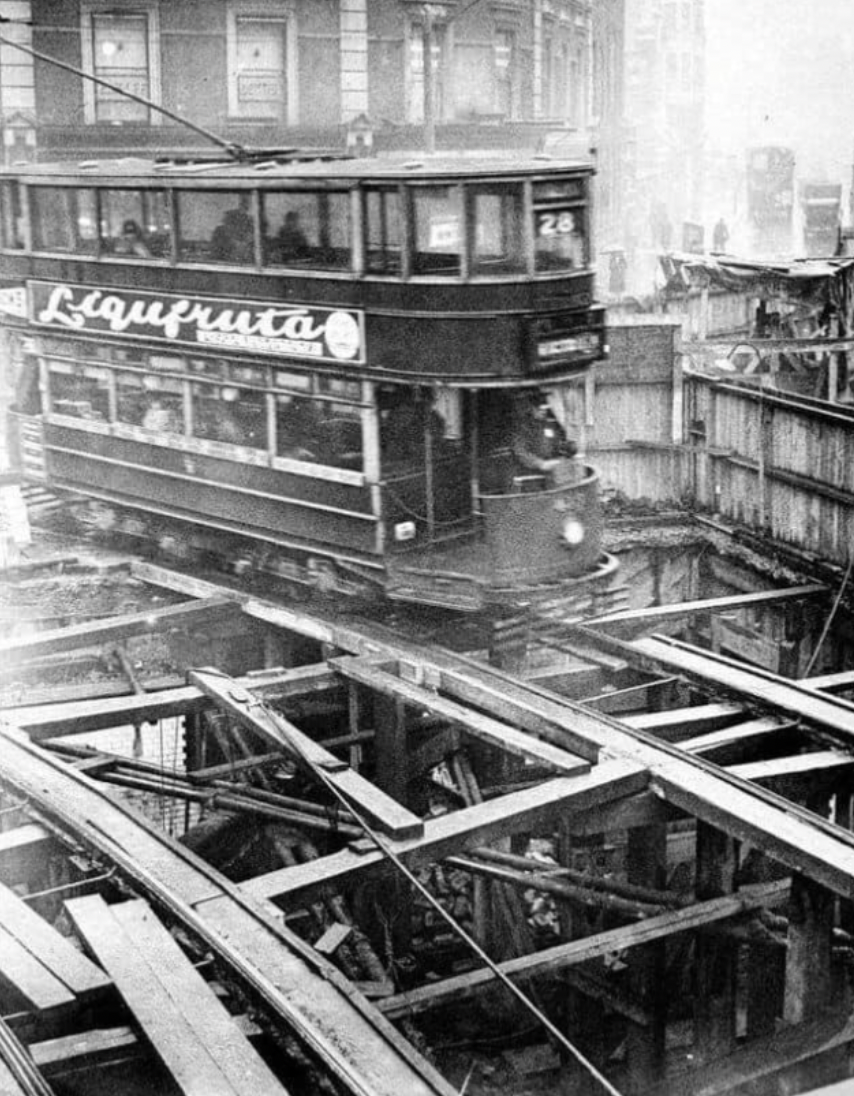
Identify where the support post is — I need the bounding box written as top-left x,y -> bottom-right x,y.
693,823 -> 738,1064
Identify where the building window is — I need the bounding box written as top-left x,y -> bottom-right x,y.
227,3 -> 296,123
406,19 -> 447,125
494,30 -> 515,118
81,3 -> 161,124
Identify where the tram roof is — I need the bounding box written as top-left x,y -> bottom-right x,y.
0,151 -> 595,183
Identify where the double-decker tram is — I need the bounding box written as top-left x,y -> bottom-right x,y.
1,152 -> 612,610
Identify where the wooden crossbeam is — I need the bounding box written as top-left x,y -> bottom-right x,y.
0,595 -> 241,662
634,636 -> 854,744
243,759 -> 649,904
65,895 -> 288,1096
587,585 -> 826,637
189,668 -> 423,840
331,655 -> 591,775
728,750 -> 854,784
623,703 -> 745,738
378,880 -> 788,1021
680,716 -> 794,758
11,664 -> 339,740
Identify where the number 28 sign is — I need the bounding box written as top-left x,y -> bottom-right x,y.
537,209 -> 578,237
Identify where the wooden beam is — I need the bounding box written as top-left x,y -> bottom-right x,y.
378,881 -> 788,1020
680,716 -> 794,760
332,656 -> 591,774
189,668 -> 423,841
1,596 -> 241,661
728,750 -> 854,784
633,636 -> 854,746
11,664 -> 339,740
623,703 -> 744,739
66,895 -> 288,1096
587,586 -> 825,637
243,760 -> 649,904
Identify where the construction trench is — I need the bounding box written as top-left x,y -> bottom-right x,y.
4,318 -> 854,1095
1,518 -> 854,1096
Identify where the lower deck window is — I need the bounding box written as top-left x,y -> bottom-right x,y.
191,383 -> 267,449
275,395 -> 362,470
116,372 -> 184,433
48,363 -> 110,421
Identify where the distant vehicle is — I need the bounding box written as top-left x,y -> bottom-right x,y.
1,151 -> 613,611
800,182 -> 842,256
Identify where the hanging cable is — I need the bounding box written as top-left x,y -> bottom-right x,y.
236,687 -> 625,1096
0,28 -> 245,159
804,552 -> 854,676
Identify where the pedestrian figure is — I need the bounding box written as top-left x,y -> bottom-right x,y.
608,249 -> 628,296
713,217 -> 730,253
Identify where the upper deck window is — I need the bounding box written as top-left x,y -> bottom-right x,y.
177,191 -> 255,265
364,188 -> 402,275
100,189 -> 171,259
412,185 -> 462,276
31,187 -> 98,255
469,184 -> 525,275
261,191 -> 350,270
533,177 -> 589,273
0,182 -> 24,250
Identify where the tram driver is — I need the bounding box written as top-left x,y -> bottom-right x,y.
510,391 -> 578,488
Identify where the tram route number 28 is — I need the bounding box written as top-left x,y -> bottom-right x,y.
537,210 -> 577,236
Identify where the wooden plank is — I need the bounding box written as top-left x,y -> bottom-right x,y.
65,895 -> 281,1096
633,636 -> 854,745
587,585 -> 825,636
30,1026 -> 140,1076
109,899 -> 287,1095
13,664 -> 339,740
0,1057 -> 29,1095
0,824 -> 51,867
680,716 -> 792,758
0,922 -> 76,1016
332,656 -> 591,774
0,880 -> 111,1001
728,750 -> 854,784
623,703 -> 744,738
243,760 -> 649,903
377,881 -> 788,1021
0,595 -> 241,661
189,668 -> 424,841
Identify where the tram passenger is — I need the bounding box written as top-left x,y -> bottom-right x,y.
276,211 -> 310,261
276,396 -> 322,461
142,398 -> 178,433
211,208 -> 254,263
115,219 -> 152,258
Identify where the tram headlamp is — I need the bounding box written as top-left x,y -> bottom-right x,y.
561,516 -> 585,546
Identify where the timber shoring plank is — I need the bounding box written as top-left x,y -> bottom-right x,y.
0,880 -> 110,1001
622,703 -> 745,737
189,668 -> 424,840
378,880 -> 788,1021
65,895 -> 265,1096
30,1026 -> 140,1077
243,760 -> 650,903
331,655 -> 591,775
0,596 -> 241,662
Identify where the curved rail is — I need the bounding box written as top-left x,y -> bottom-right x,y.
0,724 -> 453,1096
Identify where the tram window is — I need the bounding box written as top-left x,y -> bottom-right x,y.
317,376 -> 361,400
412,186 -> 462,276
534,205 -> 587,272
364,188 -> 402,274
261,191 -> 350,270
189,358 -> 226,379
116,371 -> 184,433
275,394 -> 363,470
469,184 -> 525,275
176,191 -> 255,265
191,382 -> 267,449
100,189 -> 171,258
31,187 -> 98,255
47,362 -> 110,421
0,182 -> 24,249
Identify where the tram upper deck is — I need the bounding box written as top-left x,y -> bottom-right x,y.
0,153 -> 605,384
